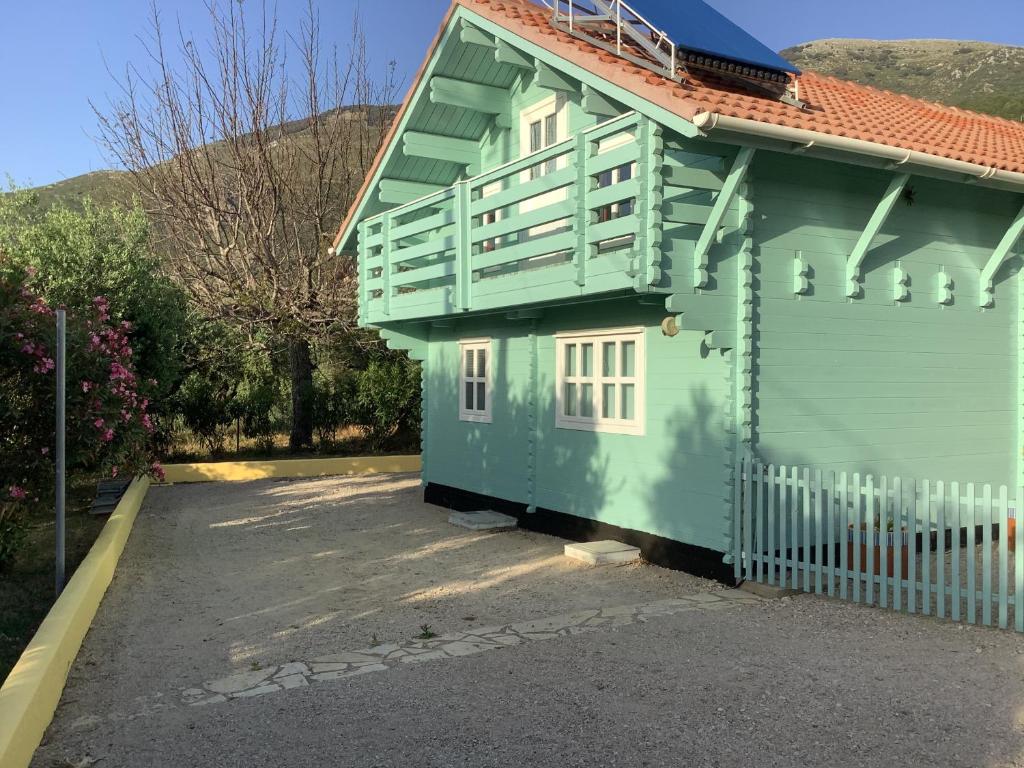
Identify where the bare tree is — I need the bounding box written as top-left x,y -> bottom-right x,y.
95,0 -> 396,449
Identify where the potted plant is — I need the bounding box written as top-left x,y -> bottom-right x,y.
847,521 -> 909,580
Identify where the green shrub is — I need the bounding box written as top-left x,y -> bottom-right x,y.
0,190 -> 188,407
355,358 -> 421,451
175,370 -> 236,453
313,369 -> 359,449
233,364 -> 286,453
0,508 -> 27,570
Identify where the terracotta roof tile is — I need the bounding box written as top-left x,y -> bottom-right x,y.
461,0 -> 1024,174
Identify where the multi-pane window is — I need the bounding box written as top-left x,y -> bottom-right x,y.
529,112 -> 559,179
555,329 -> 644,435
595,131 -> 636,227
459,339 -> 492,423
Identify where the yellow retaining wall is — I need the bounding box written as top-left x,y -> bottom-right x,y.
0,476 -> 151,768
162,454 -> 421,484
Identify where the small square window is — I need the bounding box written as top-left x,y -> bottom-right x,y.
556,328 -> 644,435
459,339 -> 492,423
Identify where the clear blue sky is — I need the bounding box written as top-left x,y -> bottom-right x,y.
2,0 -> 1021,187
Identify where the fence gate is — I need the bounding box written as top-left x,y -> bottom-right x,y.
734,456 -> 1023,631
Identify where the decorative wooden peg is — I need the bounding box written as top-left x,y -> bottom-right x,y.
793,252 -> 810,295
893,266 -> 910,302
937,271 -> 953,305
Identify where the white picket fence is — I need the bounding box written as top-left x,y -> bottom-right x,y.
733,456 -> 1022,631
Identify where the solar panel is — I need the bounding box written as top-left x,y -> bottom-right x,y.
627,0 -> 800,75
561,0 -> 800,76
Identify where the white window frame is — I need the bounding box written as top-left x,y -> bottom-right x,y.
518,95 -> 570,238
595,131 -> 637,250
555,327 -> 645,436
458,338 -> 492,424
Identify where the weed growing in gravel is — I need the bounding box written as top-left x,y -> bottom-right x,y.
417,624 -> 437,640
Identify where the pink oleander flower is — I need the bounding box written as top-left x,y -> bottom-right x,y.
41,447 -> 49,456
102,428 -> 115,443
21,342 -> 35,355
34,357 -> 55,374
111,466 -> 119,478
94,418 -> 105,429
151,462 -> 166,483
82,381 -> 94,393
8,486 -> 27,500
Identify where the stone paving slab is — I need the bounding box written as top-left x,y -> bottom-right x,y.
182,590 -> 758,707
564,540 -> 641,565
448,510 -> 519,531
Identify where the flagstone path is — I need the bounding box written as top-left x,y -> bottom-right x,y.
183,590 -> 758,706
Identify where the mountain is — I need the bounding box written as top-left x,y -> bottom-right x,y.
28,170 -> 136,211
783,39 -> 1024,121
19,105 -> 394,212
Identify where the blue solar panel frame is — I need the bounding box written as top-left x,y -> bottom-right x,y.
597,0 -> 801,75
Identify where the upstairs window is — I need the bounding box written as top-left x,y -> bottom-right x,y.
555,328 -> 644,435
529,112 -> 559,179
459,339 -> 492,423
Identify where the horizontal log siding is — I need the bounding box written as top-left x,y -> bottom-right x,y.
751,153 -> 1021,486
422,299 -> 734,553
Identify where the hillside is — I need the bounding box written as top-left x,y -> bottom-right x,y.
22,105 -> 392,212
29,169 -> 136,211
783,39 -> 1024,121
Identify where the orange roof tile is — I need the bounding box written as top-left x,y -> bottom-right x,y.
463,0 -> 1024,175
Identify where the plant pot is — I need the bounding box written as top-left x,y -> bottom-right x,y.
847,528 -> 909,580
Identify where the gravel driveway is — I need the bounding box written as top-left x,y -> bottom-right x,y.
31,473 -> 1024,767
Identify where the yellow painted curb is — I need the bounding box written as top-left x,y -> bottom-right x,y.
0,476 -> 151,768
162,454 -> 421,484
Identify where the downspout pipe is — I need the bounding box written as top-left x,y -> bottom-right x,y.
693,112 -> 1024,190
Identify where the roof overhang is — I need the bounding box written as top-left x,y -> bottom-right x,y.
692,111 -> 1024,195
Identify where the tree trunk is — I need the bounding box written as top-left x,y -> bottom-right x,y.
289,337 -> 315,451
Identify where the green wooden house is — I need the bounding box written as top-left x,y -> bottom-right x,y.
331,0 -> 1024,579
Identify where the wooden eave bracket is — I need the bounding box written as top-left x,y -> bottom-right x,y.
458,19 -> 495,48
979,201 -> 1024,307
494,39 -> 532,70
534,59 -> 577,93
581,84 -> 624,119
402,131 -> 480,174
430,76 -> 508,117
378,178 -> 443,206
846,173 -> 910,297
693,146 -> 755,288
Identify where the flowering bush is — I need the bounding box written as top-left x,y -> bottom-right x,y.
0,265 -> 163,566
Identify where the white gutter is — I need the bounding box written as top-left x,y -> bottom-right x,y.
692,112 -> 1024,190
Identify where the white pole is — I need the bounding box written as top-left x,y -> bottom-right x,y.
55,309 -> 66,596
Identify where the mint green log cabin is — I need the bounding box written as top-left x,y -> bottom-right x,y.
332,5 -> 1024,577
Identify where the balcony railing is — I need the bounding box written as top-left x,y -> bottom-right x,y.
357,111 -> 666,324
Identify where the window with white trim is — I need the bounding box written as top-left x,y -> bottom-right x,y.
555,328 -> 644,435
459,339 -> 492,423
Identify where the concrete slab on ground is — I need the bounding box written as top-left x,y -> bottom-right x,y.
564,540 -> 641,565
447,510 -> 518,531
